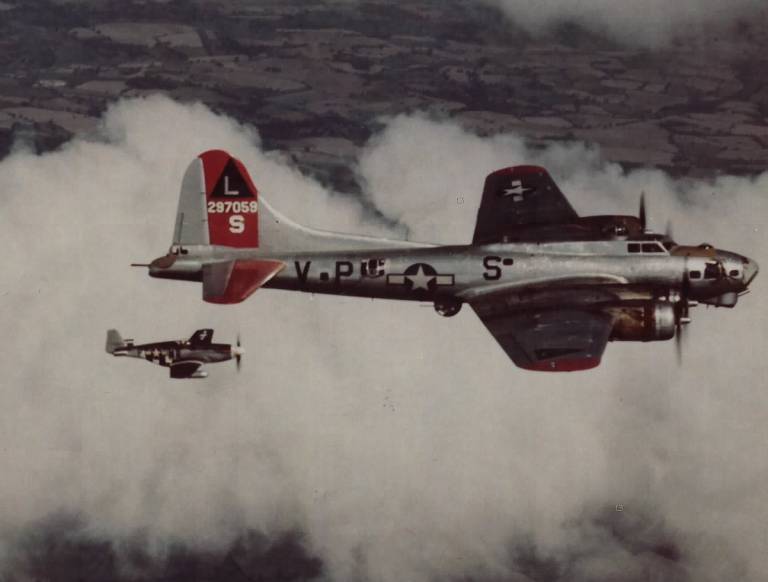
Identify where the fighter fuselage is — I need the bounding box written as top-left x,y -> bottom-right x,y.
112,341 -> 234,367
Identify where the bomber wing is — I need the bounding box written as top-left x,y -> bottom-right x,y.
471,302 -> 614,371
472,166 -> 578,244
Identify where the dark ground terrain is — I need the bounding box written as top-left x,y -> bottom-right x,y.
1,0 -> 767,194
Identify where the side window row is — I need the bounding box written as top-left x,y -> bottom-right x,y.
690,262 -> 725,280
627,242 -> 665,253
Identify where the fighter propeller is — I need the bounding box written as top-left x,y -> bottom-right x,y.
234,334 -> 244,372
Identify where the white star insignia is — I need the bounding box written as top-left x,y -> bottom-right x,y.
503,181 -> 525,196
406,265 -> 434,290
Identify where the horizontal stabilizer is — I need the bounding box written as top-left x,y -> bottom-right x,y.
203,259 -> 286,304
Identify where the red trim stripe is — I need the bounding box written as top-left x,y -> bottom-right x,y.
520,357 -> 601,372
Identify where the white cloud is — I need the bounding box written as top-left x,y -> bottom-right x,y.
0,97 -> 766,581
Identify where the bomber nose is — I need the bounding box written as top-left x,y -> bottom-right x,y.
743,257 -> 759,287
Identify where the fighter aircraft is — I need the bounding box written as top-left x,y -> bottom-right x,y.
105,328 -> 244,378
133,149 -> 758,371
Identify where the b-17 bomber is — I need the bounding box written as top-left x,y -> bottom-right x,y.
135,150 -> 758,372
105,329 -> 244,378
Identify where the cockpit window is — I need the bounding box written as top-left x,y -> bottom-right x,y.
704,261 -> 721,279
641,242 -> 664,253
729,269 -> 740,277
628,242 -> 666,253
690,270 -> 702,279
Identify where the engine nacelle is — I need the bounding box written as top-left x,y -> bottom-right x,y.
610,302 -> 676,342
434,296 -> 462,317
700,292 -> 738,308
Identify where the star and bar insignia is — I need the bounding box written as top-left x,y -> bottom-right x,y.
501,179 -> 536,202
386,263 -> 454,292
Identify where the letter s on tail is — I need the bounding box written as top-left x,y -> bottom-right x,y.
201,150 -> 259,248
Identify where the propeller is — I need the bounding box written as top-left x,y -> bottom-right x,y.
675,307 -> 687,364
234,334 -> 243,372
674,262 -> 692,364
636,192 -> 688,360
665,219 -> 674,241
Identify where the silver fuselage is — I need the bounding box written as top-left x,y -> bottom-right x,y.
151,239 -> 755,306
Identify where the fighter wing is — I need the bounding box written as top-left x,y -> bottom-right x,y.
471,303 -> 614,371
472,166 -> 578,244
169,361 -> 203,379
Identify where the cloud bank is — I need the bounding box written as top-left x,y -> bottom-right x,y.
0,96 -> 766,581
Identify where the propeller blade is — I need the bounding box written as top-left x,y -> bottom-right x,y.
235,334 -> 243,372
665,219 -> 674,241
639,191 -> 647,232
675,259 -> 690,365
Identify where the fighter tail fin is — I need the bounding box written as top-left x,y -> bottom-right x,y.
188,329 -> 214,346
105,329 -> 124,354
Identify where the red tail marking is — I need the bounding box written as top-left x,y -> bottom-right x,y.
204,259 -> 285,304
199,150 -> 231,196
521,357 -> 600,372
198,150 -> 260,248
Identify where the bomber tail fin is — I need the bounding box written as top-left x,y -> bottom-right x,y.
172,149 -> 427,254
172,150 -> 260,250
105,329 -> 124,354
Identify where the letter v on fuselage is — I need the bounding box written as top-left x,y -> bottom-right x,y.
136,150 -> 758,371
